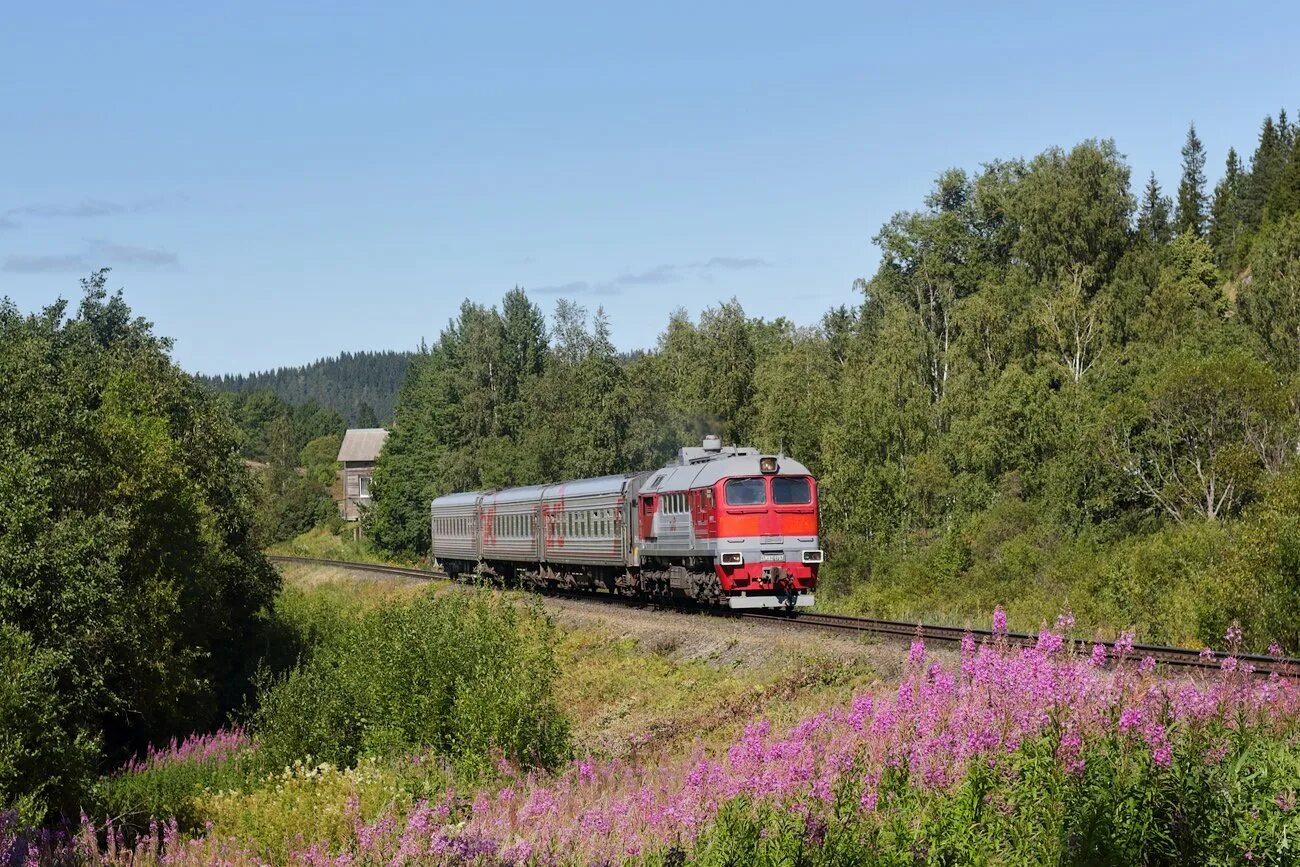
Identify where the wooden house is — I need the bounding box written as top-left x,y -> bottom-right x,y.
337,428 -> 388,521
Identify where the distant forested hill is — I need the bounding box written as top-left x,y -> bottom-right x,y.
200,350 -> 412,426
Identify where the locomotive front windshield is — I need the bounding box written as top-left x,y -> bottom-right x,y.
725,477 -> 767,505
772,476 -> 812,505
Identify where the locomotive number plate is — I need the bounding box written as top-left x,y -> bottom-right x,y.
761,552 -> 783,561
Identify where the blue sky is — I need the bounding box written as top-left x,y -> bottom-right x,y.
3,2 -> 1298,375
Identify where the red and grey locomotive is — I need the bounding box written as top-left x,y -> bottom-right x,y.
430,435 -> 820,608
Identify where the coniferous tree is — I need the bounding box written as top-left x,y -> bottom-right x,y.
1208,148 -> 1245,268
1264,140 -> 1300,225
356,402 -> 379,428
1137,172 -> 1173,244
1175,123 -> 1208,237
1243,116 -> 1285,232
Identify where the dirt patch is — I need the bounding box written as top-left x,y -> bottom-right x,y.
542,594 -> 910,674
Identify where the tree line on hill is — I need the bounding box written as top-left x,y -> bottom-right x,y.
199,350 -> 410,427
369,110 -> 1300,653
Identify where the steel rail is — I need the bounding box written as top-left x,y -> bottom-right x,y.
269,555 -> 1297,677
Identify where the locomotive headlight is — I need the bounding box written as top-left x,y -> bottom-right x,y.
719,551 -> 744,566
759,456 -> 778,474
802,549 -> 824,564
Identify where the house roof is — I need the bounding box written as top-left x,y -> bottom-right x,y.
337,428 -> 389,463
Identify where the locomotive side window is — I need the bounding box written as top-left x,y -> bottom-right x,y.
773,477 -> 812,505
725,478 -> 767,506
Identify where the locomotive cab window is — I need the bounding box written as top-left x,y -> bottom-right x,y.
725,478 -> 767,506
773,477 -> 812,505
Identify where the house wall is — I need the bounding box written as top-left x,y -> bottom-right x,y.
340,460 -> 376,521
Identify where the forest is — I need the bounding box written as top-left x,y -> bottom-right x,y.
368,111 -> 1300,652
199,350 -> 412,427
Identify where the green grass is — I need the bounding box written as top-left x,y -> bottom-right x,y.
268,525 -> 422,567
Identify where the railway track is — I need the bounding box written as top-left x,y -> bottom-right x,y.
270,555 -> 1298,677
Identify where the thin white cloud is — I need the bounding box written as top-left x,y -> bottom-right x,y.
3,253 -> 94,273
3,240 -> 180,274
8,199 -> 126,219
532,255 -> 769,297
3,193 -> 187,228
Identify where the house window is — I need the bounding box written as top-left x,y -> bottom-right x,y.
358,476 -> 371,498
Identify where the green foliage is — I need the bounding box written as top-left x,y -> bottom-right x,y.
199,350 -> 411,427
1176,122 -> 1208,237
252,587 -> 570,775
0,272 -> 280,819
253,414 -> 335,544
95,743 -> 256,832
300,433 -> 343,486
0,625 -> 97,826
1241,212 -> 1300,372
1218,463 -> 1300,652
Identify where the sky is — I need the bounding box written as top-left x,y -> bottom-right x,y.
3,1 -> 1299,375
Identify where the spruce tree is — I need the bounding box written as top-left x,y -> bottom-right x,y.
1137,172 -> 1172,244
1244,115 -> 1283,231
1263,110 -> 1300,225
1208,148 -> 1244,268
1175,123 -> 1208,237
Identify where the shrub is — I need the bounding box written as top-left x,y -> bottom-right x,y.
0,276 -> 279,818
252,587 -> 570,775
0,625 -> 96,826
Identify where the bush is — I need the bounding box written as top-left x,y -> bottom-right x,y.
0,274 -> 279,819
253,587 -> 570,775
0,626 -> 96,826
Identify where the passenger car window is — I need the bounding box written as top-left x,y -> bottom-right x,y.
725,478 -> 767,506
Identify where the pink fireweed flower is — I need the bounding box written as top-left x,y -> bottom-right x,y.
961,631 -> 976,656
1036,629 -> 1064,655
1139,656 -> 1156,676
909,637 -> 926,667
992,607 -> 1007,634
1090,643 -> 1107,667
1055,610 -> 1075,632
1269,642 -> 1284,659
1199,647 -> 1215,662
1113,630 -> 1135,658
1056,727 -> 1085,776
1225,623 -> 1243,647
1221,656 -> 1239,674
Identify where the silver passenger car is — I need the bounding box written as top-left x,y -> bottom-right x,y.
429,490 -> 483,567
